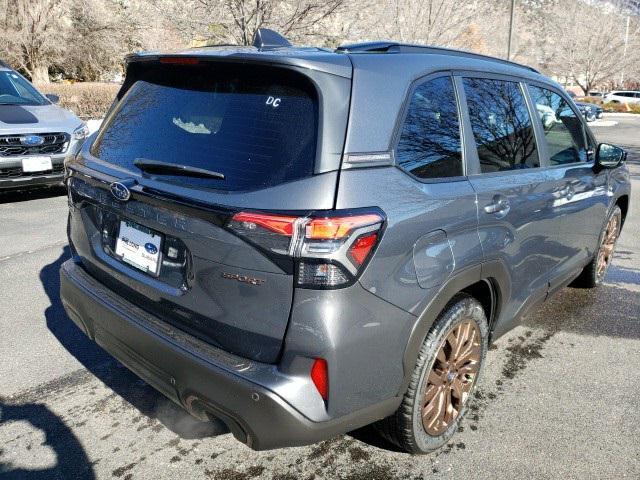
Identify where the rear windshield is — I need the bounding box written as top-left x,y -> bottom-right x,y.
92,63 -> 318,191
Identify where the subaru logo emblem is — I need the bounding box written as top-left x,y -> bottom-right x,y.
109,182 -> 131,201
20,135 -> 44,146
144,243 -> 158,255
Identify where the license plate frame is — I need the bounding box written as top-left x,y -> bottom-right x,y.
114,220 -> 163,276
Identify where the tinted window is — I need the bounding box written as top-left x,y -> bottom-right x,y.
529,86 -> 586,165
92,64 -> 318,192
463,78 -> 539,172
396,76 -> 463,179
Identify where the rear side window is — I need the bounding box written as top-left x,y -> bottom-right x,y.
396,76 -> 463,179
528,86 -> 586,165
92,63 -> 318,192
463,78 -> 539,172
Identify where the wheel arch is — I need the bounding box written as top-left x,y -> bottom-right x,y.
616,194 -> 629,227
399,262 -> 508,395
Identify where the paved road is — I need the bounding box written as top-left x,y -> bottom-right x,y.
1,116 -> 638,479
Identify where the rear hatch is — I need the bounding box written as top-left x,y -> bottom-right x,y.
66,54 -> 352,363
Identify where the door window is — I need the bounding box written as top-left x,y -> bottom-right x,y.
529,85 -> 587,165
396,76 -> 463,179
462,78 -> 539,173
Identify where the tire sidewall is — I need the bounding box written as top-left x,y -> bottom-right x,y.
410,296 -> 489,452
593,205 -> 622,285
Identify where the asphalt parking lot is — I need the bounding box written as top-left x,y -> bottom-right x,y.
0,114 -> 638,480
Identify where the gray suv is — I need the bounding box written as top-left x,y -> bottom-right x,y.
60,31 -> 631,454
0,60 -> 88,190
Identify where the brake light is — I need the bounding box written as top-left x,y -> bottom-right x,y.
159,56 -> 200,65
227,209 -> 384,288
305,214 -> 383,240
231,212 -> 297,236
310,358 -> 328,401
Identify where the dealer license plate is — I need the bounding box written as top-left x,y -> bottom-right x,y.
115,220 -> 162,275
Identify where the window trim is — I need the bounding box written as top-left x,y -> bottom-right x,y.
524,81 -> 594,169
455,73 -> 542,177
391,71 -> 469,184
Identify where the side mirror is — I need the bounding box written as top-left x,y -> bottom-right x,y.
596,143 -> 626,168
45,93 -> 60,104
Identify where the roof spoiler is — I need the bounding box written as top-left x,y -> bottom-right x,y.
252,28 -> 292,51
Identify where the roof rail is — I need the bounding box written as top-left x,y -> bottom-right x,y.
335,41 -> 539,73
252,28 -> 292,51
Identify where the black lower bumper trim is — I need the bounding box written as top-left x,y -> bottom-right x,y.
59,259 -> 398,450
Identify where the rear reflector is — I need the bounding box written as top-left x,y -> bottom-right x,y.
348,233 -> 378,265
310,358 -> 328,401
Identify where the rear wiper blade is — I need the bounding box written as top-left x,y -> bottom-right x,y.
134,158 -> 225,180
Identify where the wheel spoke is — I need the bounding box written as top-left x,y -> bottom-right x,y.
424,383 -> 439,403
436,346 -> 447,364
451,377 -> 464,400
455,343 -> 480,367
453,323 -> 470,359
443,387 -> 455,425
428,369 -> 444,386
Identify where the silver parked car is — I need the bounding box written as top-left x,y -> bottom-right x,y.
0,60 -> 88,190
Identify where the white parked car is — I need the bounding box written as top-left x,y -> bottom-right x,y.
602,90 -> 640,104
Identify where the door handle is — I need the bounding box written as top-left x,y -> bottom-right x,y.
558,184 -> 574,199
484,196 -> 510,215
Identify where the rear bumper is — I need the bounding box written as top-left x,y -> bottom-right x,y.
59,259 -> 396,450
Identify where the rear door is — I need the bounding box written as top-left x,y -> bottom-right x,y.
67,58 -> 351,363
526,84 -> 609,289
456,75 -> 563,334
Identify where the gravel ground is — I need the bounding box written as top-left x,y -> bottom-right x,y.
0,117 -> 638,480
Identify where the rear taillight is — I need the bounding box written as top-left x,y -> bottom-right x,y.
227,209 -> 385,288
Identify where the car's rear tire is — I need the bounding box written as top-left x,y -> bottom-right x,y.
375,294 -> 488,454
585,113 -> 596,122
573,205 -> 622,288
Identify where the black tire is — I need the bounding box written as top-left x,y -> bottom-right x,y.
585,113 -> 596,122
573,205 -> 622,288
374,294 -> 488,454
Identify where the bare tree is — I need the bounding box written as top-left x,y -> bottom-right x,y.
532,0 -> 640,94
163,0 -> 347,46
0,0 -> 67,83
390,0 -> 482,45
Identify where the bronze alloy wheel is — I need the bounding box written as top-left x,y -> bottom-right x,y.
596,213 -> 620,281
421,320 -> 481,436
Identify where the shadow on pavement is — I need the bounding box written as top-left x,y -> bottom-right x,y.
0,400 -> 95,480
0,186 -> 67,205
40,246 -> 229,440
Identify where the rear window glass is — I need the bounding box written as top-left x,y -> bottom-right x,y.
92,63 -> 318,192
